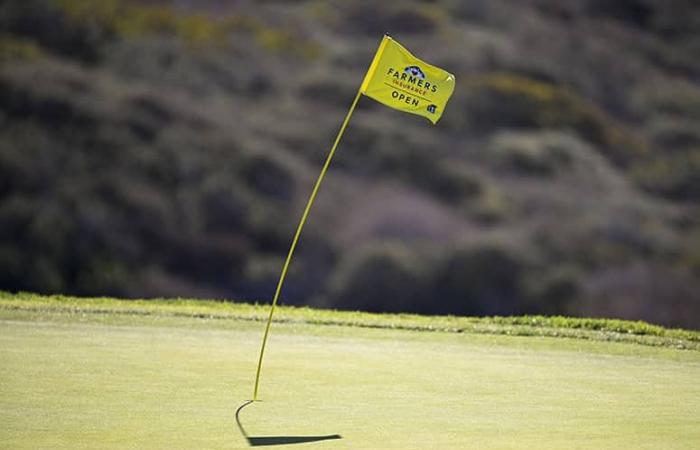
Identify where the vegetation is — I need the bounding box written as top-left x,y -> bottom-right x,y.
1,294 -> 699,449
1,0 -> 700,328
2,292 -> 698,349
0,35 -> 42,61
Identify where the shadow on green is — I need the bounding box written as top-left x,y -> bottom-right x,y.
236,400 -> 342,447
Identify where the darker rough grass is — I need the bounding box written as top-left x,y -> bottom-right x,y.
1,291 -> 698,350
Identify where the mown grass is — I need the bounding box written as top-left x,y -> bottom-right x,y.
1,292 -> 699,449
1,292 -> 697,350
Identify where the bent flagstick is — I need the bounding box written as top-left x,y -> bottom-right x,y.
251,87 -> 363,401
252,34 -> 455,401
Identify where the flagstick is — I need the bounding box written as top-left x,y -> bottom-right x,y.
252,87 -> 364,401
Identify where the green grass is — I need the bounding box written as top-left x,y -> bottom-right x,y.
1,292 -> 699,449
1,292 -> 697,349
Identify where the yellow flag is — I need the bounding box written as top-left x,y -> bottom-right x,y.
360,35 -> 455,124
252,35 -> 455,401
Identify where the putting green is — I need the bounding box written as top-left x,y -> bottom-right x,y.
0,299 -> 698,449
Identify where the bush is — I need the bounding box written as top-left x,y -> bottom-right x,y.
324,243 -> 428,313
462,181 -> 512,225
346,5 -> 439,36
457,73 -> 647,167
647,118 -> 700,151
0,35 -> 42,61
432,243 -> 529,316
488,131 -> 574,177
1,0 -> 110,63
300,78 -> 356,108
426,161 -> 483,204
632,149 -> 700,202
638,79 -> 700,120
585,0 -> 654,28
682,228 -> 700,276
522,266 -> 581,315
576,263 -> 700,329
104,38 -> 275,98
240,151 -> 297,202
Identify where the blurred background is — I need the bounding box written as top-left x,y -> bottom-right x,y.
1,0 -> 699,328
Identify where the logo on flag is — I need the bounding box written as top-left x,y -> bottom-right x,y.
404,66 -> 426,79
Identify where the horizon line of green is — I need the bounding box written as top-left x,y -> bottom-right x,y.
1,291 -> 698,350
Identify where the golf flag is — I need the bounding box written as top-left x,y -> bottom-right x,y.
252,35 -> 455,401
361,35 -> 455,124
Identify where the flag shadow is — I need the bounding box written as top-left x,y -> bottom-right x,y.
236,400 -> 342,447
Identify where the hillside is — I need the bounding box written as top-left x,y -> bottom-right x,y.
1,0 -> 699,328
1,293 -> 699,449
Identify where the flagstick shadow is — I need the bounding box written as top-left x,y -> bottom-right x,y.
236,400 -> 342,447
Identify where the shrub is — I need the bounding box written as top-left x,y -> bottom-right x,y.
585,0 -> 654,28
467,183 -> 512,224
488,131 -> 574,177
239,255 -> 283,302
648,118 -> 700,151
346,5 -> 439,36
522,266 -> 582,315
199,178 -> 250,234
682,228 -> 700,276
632,149 -> 700,202
300,78 -> 356,108
426,161 -> 483,204
576,263 -> 700,329
638,79 -> 700,120
459,73 -> 648,167
432,243 -> 529,316
1,0 -> 110,63
324,243 -> 428,314
52,0 -> 226,45
0,35 -> 42,61
239,151 -> 297,203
